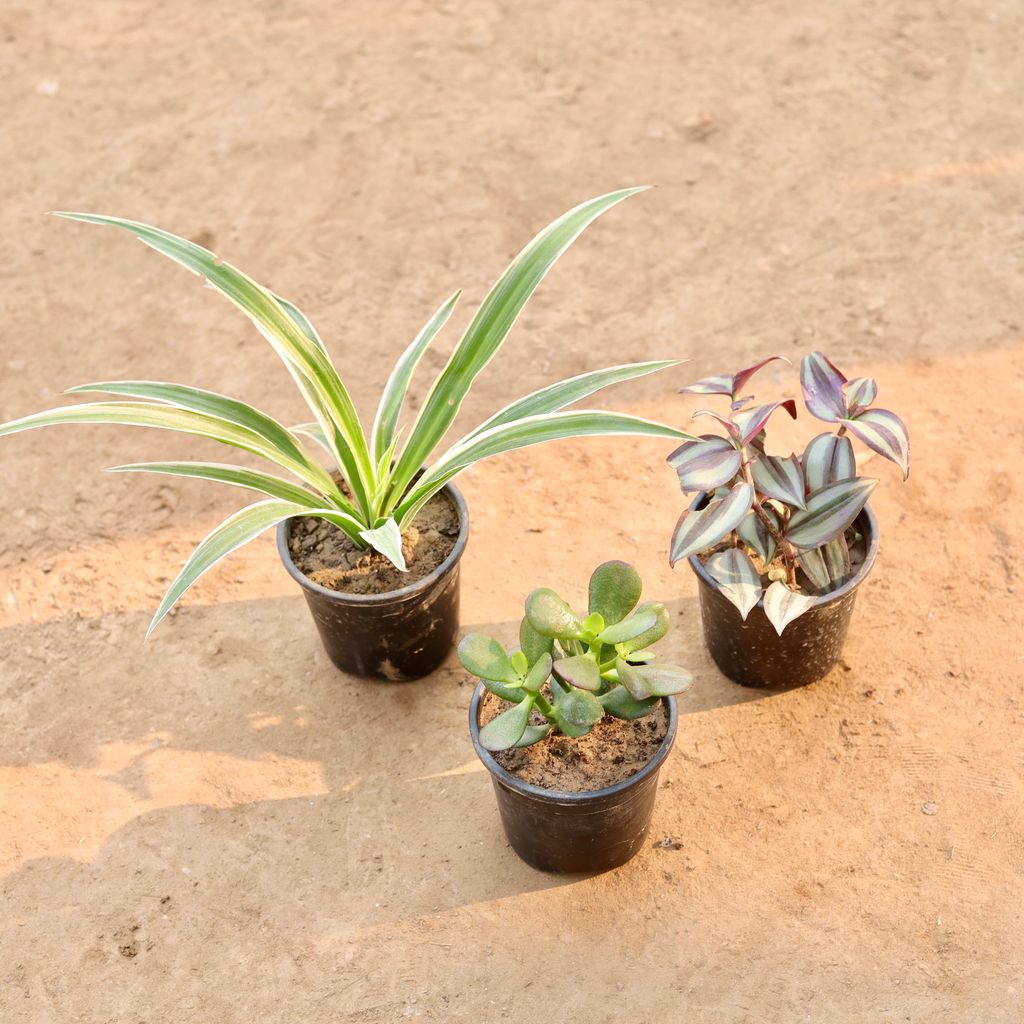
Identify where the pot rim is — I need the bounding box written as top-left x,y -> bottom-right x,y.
686,493 -> 879,610
276,481 -> 469,607
469,681 -> 678,804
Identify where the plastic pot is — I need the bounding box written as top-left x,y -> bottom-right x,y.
276,483 -> 469,681
469,683 -> 678,873
688,496 -> 878,688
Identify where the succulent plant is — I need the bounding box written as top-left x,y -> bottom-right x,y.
0,190 -> 694,634
459,561 -> 693,752
668,352 -> 909,634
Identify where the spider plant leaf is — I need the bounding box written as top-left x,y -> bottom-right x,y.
395,410 -> 694,528
357,517 -> 406,570
595,608 -> 658,646
271,291 -> 326,353
290,421 -> 334,456
800,351 -> 848,423
552,653 -> 603,692
669,482 -> 754,566
146,498 -> 363,636
466,360 -> 680,439
479,695 -> 535,751
371,291 -> 461,464
458,634 -> 520,685
736,507 -> 778,564
802,432 -> 856,491
514,724 -> 552,748
552,688 -> 604,738
66,379 -> 341,499
599,685 -> 660,720
667,435 -> 742,493
614,601 -> 670,655
525,588 -> 584,640
106,461 -> 322,507
785,477 -> 877,549
588,560 -> 642,625
751,453 -> 806,510
704,547 -> 763,621
387,187 -> 649,502
839,408 -> 910,480
519,616 -> 554,664
762,580 -> 816,635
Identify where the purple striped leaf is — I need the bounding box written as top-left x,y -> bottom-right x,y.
680,373 -> 733,396
751,452 -> 806,510
796,546 -> 831,592
840,408 -> 910,480
762,581 -> 816,635
669,482 -> 754,565
802,432 -> 856,491
691,408 -> 740,438
785,477 -> 877,549
705,547 -> 763,621
732,355 -> 789,398
667,435 -> 742,492
733,400 -> 798,446
800,351 -> 848,422
799,535 -> 851,594
844,376 -> 877,416
737,506 -> 778,563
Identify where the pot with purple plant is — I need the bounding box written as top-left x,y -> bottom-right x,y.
667,353 -> 910,688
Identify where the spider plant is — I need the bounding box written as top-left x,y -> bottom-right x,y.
0,188 -> 695,634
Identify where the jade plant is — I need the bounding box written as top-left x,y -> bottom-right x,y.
668,352 -> 909,633
0,189 -> 694,633
459,561 -> 693,751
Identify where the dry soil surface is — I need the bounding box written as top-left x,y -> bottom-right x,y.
2,2 -> 1023,1022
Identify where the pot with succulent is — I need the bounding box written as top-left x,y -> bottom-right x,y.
666,352 -> 909,688
0,189 -> 696,680
460,561 -> 693,873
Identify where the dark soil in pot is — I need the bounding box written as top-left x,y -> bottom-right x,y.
689,501 -> 879,689
277,483 -> 469,682
470,684 -> 677,874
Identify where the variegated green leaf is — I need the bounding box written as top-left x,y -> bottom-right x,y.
458,634 -> 520,685
704,547 -> 763,621
552,653 -> 603,691
479,695 -> 535,751
357,517 -> 406,570
667,435 -> 742,493
669,482 -> 754,566
525,588 -> 584,639
785,477 -> 877,550
800,351 -> 847,423
751,453 -> 806,510
588,560 -> 642,625
802,432 -> 856,492
762,580 -> 816,635
840,408 -> 910,480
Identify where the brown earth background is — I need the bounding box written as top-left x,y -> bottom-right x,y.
2,2 -> 1023,1021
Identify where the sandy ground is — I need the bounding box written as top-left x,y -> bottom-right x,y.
2,1 -> 1023,1020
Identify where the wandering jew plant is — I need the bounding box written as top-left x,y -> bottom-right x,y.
0,190 -> 693,634
459,561 -> 693,751
668,353 -> 909,634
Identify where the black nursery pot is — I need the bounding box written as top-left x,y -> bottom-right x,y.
276,483 -> 469,681
469,684 -> 678,873
688,496 -> 879,689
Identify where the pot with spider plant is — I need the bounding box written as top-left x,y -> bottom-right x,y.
0,189 -> 695,680
460,561 -> 693,873
666,353 -> 910,688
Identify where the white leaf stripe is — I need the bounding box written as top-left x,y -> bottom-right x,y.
802,432 -> 856,491
800,351 -> 847,423
840,408 -> 910,480
668,436 -> 742,492
705,547 -> 762,621
785,477 -> 877,549
751,453 -> 806,509
669,482 -> 754,565
762,580 -> 816,635
357,517 -> 407,571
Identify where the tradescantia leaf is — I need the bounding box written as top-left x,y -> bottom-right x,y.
616,658 -> 693,699
588,560 -> 642,626
802,432 -> 856,492
600,685 -> 659,720
387,187 -> 649,503
680,355 -> 788,399
525,588 -> 584,639
822,533 -> 851,581
552,653 -> 603,692
667,435 -> 742,493
845,376 -> 877,416
737,507 -> 777,564
615,601 -> 669,655
479,696 -> 534,751
519,615 -> 554,664
785,477 -> 877,550
751,453 -> 806,510
796,546 -> 831,593
732,399 -> 797,447
839,408 -> 910,480
800,351 -> 848,423
762,580 -> 816,635
704,548 -> 763,621
731,355 -> 790,398
371,291 -> 461,464
691,408 -> 740,438
458,634 -> 521,685
552,688 -> 604,738
595,609 -> 658,646
669,482 -> 754,566
357,517 -> 407,570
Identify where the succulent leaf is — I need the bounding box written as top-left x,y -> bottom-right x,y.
616,658 -> 693,699
839,408 -> 910,480
751,453 -> 806,510
596,609 -> 659,646
762,581 -> 816,635
588,560 -> 642,625
458,634 -> 520,685
615,601 -> 670,655
667,436 -> 742,493
514,724 -> 552,748
669,482 -> 754,565
552,688 -> 605,737
519,616 -> 554,664
479,696 -> 535,751
802,432 -> 856,491
552,653 -> 603,692
800,351 -> 848,423
525,587 -> 584,639
522,652 -> 553,693
600,685 -> 660,720
704,548 -> 763,621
